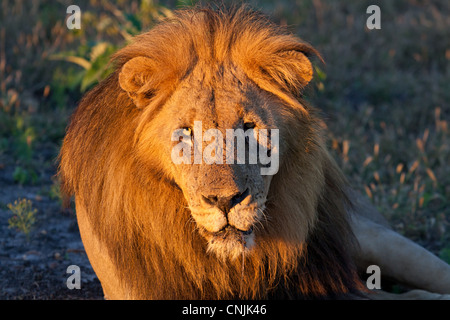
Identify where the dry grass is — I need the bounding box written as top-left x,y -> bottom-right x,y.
0,0 -> 449,256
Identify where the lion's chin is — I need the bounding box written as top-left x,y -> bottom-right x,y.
201,225 -> 256,261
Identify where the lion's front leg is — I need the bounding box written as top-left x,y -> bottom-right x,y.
351,213 -> 450,299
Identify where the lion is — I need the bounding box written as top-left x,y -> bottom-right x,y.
59,6 -> 450,299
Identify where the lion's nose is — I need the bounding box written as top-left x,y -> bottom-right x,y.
202,188 -> 249,213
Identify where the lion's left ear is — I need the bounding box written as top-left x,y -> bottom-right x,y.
119,56 -> 155,108
268,50 -> 314,93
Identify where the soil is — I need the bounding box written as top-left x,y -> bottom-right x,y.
0,164 -> 104,300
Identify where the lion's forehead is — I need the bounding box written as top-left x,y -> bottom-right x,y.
167,72 -> 274,130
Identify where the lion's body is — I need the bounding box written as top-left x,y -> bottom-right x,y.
59,7 -> 365,299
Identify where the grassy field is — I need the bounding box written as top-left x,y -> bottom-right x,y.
0,0 -> 449,260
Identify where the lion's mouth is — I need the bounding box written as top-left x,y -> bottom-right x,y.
202,224 -> 255,260
189,195 -> 266,260
214,225 -> 253,237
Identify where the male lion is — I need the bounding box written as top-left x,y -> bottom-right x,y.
59,6 -> 450,299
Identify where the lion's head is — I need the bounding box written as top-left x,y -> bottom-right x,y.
59,6 -> 363,299
116,8 -> 319,261
121,56 -> 279,260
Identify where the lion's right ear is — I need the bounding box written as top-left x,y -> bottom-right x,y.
274,50 -> 314,90
119,57 -> 155,108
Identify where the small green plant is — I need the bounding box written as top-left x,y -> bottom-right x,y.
7,198 -> 37,241
49,0 -> 174,94
50,42 -> 117,92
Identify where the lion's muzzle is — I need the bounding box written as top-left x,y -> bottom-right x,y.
193,187 -> 257,233
189,187 -> 263,259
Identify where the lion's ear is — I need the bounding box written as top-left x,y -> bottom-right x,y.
270,50 -> 314,93
119,56 -> 155,108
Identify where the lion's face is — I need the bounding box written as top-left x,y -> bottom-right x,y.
162,65 -> 281,260
117,14 -> 316,260
131,64 -> 284,260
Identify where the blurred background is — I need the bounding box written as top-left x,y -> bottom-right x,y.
0,0 -> 449,299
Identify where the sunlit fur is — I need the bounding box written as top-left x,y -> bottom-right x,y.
59,6 -> 364,299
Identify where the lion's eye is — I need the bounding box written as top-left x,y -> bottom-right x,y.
177,127 -> 193,143
182,127 -> 192,136
243,122 -> 256,131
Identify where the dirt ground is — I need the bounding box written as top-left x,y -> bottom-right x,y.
0,164 -> 104,300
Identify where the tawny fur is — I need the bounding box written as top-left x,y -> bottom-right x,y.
59,6 -> 365,299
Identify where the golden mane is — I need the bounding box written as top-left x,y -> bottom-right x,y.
59,6 -> 364,299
